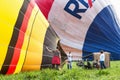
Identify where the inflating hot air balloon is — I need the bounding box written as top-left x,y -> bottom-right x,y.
0,0 -> 66,74
35,0 -> 120,60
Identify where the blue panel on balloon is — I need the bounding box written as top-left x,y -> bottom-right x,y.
82,5 -> 120,60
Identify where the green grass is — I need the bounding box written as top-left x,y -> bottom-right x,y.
0,61 -> 120,80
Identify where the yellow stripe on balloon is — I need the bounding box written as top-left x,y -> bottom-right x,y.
14,4 -> 39,73
0,19 -> 13,70
22,5 -> 49,71
0,0 -> 24,70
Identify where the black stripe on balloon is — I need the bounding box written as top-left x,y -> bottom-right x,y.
41,26 -> 60,68
0,0 -> 30,74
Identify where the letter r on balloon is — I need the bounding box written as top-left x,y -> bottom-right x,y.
64,0 -> 95,19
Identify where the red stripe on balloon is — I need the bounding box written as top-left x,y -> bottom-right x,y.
35,0 -> 54,19
6,0 -> 35,74
88,0 -> 92,8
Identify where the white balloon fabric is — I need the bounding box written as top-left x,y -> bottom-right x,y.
35,0 -> 120,60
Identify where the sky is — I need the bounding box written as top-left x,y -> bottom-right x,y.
110,0 -> 120,19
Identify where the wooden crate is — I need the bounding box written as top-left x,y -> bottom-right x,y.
93,52 -> 110,68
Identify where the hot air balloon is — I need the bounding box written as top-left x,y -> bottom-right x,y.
0,0 -> 66,74
35,0 -> 120,60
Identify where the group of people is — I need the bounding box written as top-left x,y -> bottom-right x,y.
46,46 -> 106,70
77,50 -> 106,69
46,46 -> 73,70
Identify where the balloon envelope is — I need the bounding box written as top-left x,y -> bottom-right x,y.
0,0 -> 66,74
35,0 -> 120,60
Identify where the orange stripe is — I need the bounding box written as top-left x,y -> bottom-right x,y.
6,0 -> 35,74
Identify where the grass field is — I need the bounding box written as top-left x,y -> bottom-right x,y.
0,61 -> 120,80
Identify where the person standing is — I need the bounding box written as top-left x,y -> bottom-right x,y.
67,52 -> 72,69
46,47 -> 61,70
99,50 -> 106,69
